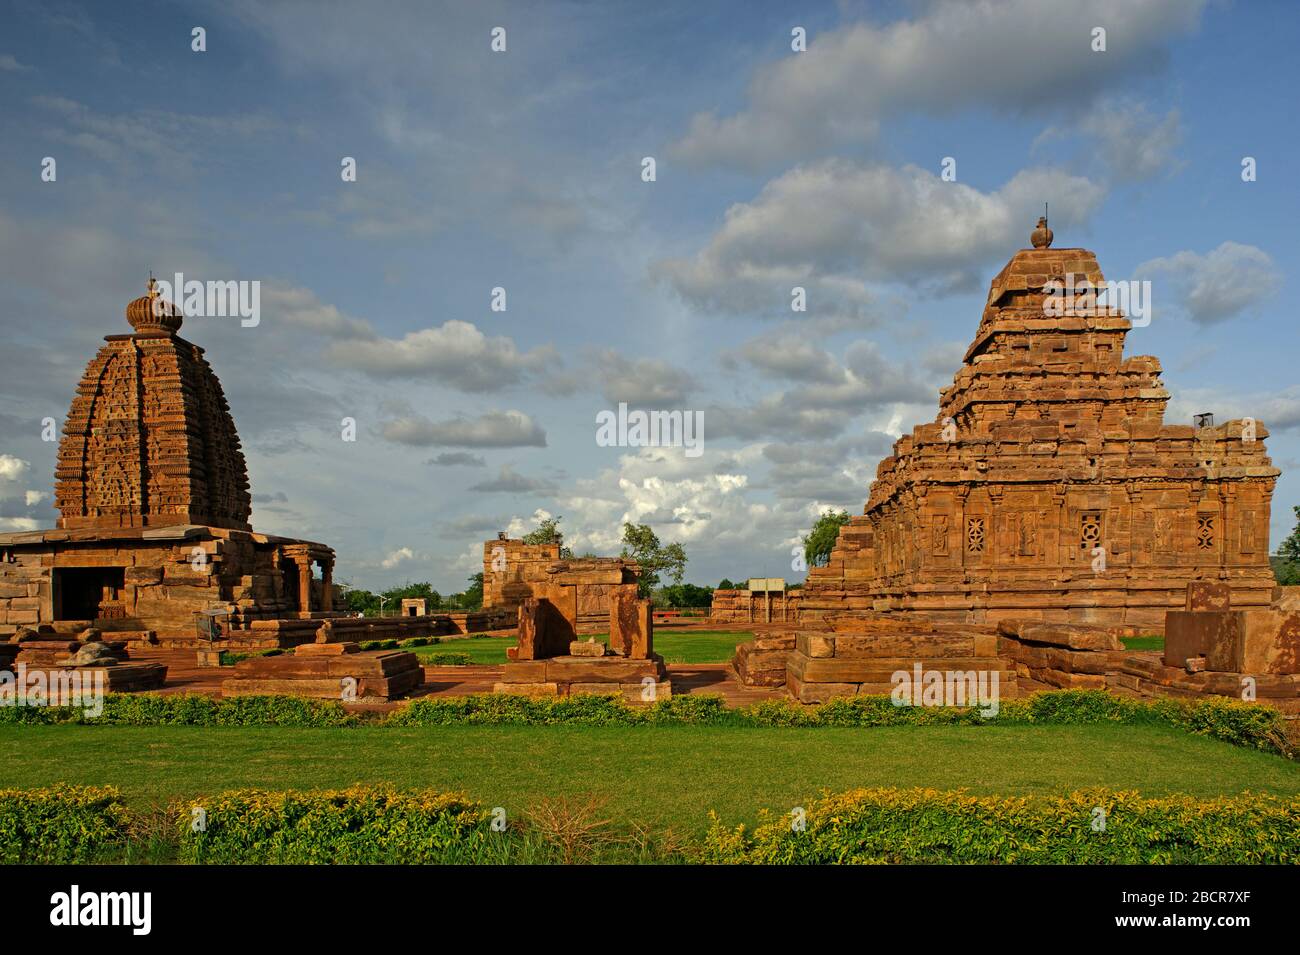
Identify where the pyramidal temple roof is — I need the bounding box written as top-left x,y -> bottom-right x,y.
54,279 -> 252,531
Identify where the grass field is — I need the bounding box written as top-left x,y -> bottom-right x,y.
415,630 -> 751,665
1121,635 -> 1165,652
3,722 -> 1295,834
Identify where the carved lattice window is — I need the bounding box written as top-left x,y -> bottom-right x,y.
966,517 -> 985,554
1196,515 -> 1215,550
1080,512 -> 1102,550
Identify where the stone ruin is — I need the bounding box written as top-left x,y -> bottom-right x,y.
791,226 -> 1279,631
220,620 -> 423,701
732,582 -> 1299,711
482,533 -> 639,631
495,560 -> 670,701
710,577 -> 793,624
0,625 -> 167,695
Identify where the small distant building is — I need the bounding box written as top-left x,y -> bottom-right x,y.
400,598 -> 427,617
709,578 -> 791,624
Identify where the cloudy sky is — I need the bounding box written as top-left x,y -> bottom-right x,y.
1,0 -> 1297,592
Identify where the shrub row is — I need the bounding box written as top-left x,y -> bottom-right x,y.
179,787 -> 491,864
5,784 -> 1295,865
423,652 -> 472,666
218,648 -> 284,666
0,692 -> 359,727
389,690 -> 1293,756
0,689 -> 1290,756
0,786 -> 129,863
702,787 -> 1300,864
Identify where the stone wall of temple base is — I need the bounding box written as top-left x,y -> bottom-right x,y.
727,583 -> 1300,710
795,570 -> 1279,634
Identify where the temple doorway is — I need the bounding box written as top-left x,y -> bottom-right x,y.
54,566 -> 126,621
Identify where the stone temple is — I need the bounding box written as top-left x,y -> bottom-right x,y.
795,222 -> 1280,631
0,281 -> 354,646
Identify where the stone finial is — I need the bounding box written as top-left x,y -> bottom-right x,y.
126,274 -> 183,334
1030,216 -> 1053,249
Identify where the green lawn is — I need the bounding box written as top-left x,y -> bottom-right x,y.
414,636 -> 513,664
1122,635 -> 1165,652
415,631 -> 751,665
2,723 -> 1294,834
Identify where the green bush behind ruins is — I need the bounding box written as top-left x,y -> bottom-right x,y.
0,689 -> 1291,756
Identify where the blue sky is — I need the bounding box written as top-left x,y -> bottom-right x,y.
1,0 -> 1297,592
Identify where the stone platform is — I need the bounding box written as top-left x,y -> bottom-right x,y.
3,626 -> 167,694
496,590 -> 671,700
996,619 -> 1127,690
494,652 -> 671,700
729,626 -> 798,687
779,616 -> 1014,703
3,662 -> 168,694
14,638 -> 129,666
220,642 -> 423,700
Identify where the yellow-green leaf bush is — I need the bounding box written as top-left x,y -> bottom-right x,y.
179,787 -> 492,863
702,787 -> 1300,864
0,785 -> 129,863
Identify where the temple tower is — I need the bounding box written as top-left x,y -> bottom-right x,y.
54,279 -> 252,530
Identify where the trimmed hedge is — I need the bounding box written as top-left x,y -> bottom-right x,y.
423,652 -> 472,666
2,784 -> 1289,867
0,692 -> 358,727
5,783 -> 1292,865
0,689 -> 1290,756
218,648 -> 284,666
0,785 -> 128,863
703,787 -> 1300,864
179,787 -> 491,863
390,690 -> 1292,756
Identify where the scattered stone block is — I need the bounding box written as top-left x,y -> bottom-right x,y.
1186,581 -> 1232,612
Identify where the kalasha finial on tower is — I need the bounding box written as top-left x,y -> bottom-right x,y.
1030,206 -> 1053,249
126,271 -> 183,334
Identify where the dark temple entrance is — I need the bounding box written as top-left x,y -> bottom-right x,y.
54,567 -> 126,621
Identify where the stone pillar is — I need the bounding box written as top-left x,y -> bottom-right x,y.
610,592 -> 653,659
320,558 -> 333,612
298,558 -> 312,614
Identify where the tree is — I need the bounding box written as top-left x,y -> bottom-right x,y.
522,516 -> 573,559
1275,506 -> 1300,585
654,582 -> 714,608
717,578 -> 737,591
803,510 -> 851,568
460,572 -> 484,610
339,582 -> 380,617
379,581 -> 440,614
620,522 -> 686,598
